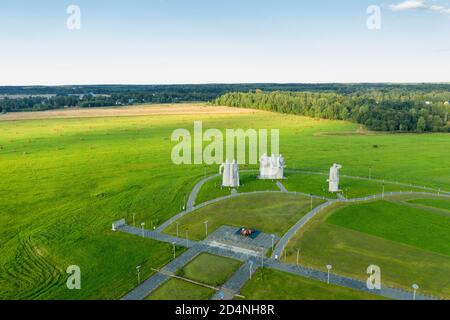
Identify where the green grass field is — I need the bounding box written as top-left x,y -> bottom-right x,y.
283,171 -> 426,199
1,103 -> 449,299
195,172 -> 279,205
177,253 -> 242,286
407,198 -> 450,212
239,268 -> 385,300
164,193 -> 324,240
284,198 -> 450,298
145,278 -> 215,300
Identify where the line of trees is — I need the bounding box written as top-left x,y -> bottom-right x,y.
212,90 -> 450,133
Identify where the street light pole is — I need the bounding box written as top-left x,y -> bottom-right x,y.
132,213 -> 136,227
310,194 -> 313,211
326,265 -> 332,284
204,221 -> 208,238
249,260 -> 253,280
136,265 -> 141,284
296,248 -> 300,267
141,222 -> 145,238
186,230 -> 189,247
382,184 -> 385,200
271,235 -> 275,251
172,242 -> 176,259
261,248 -> 264,268
412,284 -> 419,300
176,222 -> 179,238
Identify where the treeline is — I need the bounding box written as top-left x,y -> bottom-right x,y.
212,90 -> 450,132
2,84 -> 450,123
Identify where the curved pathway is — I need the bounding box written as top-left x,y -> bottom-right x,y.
120,169 -> 449,301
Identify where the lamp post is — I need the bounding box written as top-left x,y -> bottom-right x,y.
186,229 -> 189,247
310,194 -> 313,211
296,248 -> 300,267
326,265 -> 332,284
136,265 -> 141,284
382,184 -> 385,200
249,260 -> 254,280
176,222 -> 179,238
132,213 -> 136,227
141,222 -> 145,238
172,242 -> 176,259
412,284 -> 419,300
261,247 -> 264,268
204,221 -> 208,238
271,234 -> 275,251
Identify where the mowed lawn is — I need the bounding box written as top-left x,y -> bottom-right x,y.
164,193 -> 325,240
0,103 -> 449,299
195,172 -> 279,205
327,201 -> 450,256
407,198 -> 450,212
239,268 -> 385,300
177,253 -> 242,286
145,278 -> 215,300
284,199 -> 450,298
283,171 -> 426,199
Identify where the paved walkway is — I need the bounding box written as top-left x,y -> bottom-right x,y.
118,170 -> 448,301
122,245 -> 204,300
276,181 -> 288,193
211,259 -> 258,300
271,200 -> 337,259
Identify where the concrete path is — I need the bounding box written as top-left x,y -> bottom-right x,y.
265,259 -> 434,300
117,169 -> 449,301
187,174 -> 220,210
118,224 -> 436,301
122,245 -> 203,300
276,181 -> 288,193
271,200 -> 337,259
211,259 -> 257,300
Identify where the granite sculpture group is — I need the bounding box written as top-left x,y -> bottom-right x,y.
219,156 -> 342,193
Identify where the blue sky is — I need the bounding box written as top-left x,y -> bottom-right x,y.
0,0 -> 449,85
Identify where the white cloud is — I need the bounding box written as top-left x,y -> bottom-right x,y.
390,0 -> 426,11
389,0 -> 450,15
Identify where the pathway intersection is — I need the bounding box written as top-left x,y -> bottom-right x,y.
118,170 -> 450,301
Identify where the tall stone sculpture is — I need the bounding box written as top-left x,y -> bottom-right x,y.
328,164 -> 342,192
220,160 -> 240,188
259,154 -> 285,179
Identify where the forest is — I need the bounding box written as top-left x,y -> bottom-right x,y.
1,84 -> 449,132
212,90 -> 450,132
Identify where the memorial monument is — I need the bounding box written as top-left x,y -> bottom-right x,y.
259,154 -> 285,180
328,163 -> 342,192
219,160 -> 240,188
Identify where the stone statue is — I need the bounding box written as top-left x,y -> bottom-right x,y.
328,164 -> 342,192
259,154 -> 285,179
220,160 -> 240,188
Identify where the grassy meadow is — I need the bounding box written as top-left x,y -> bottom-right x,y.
284,197 -> 450,298
0,103 -> 449,299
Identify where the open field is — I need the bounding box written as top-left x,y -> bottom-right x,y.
1,103 -> 449,299
177,253 -> 242,286
163,193 -> 324,241
145,278 -> 215,300
0,104 -> 258,121
284,197 -> 450,298
239,268 -> 386,300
